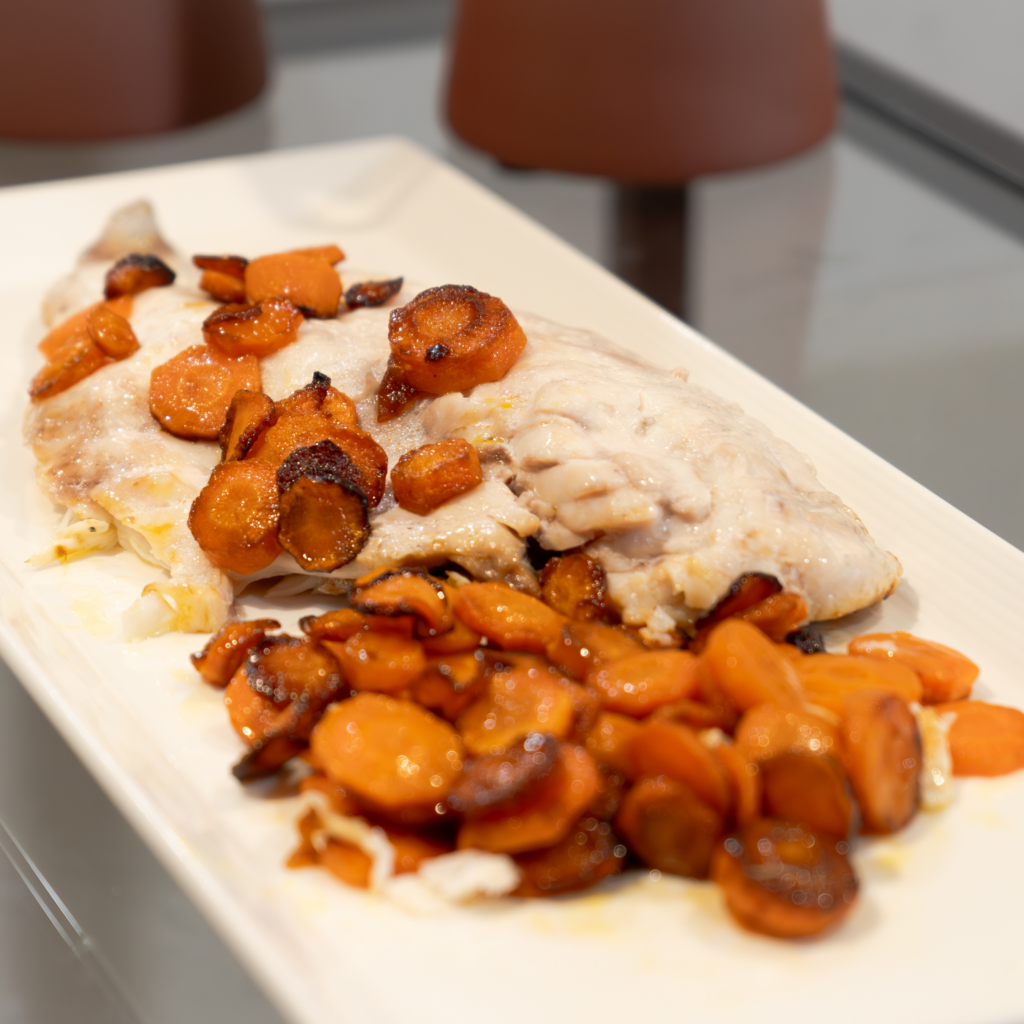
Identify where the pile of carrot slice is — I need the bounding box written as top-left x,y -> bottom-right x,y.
192,557 -> 1024,938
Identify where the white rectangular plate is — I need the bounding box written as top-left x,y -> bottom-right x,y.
2,138 -> 1023,1024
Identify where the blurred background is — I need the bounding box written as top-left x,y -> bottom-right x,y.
1,1 -> 1023,1020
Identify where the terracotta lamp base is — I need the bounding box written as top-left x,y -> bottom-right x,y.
0,0 -> 266,140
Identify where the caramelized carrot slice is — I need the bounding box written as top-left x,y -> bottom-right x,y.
38,296 -> 133,359
245,251 -> 342,319
650,697 -> 737,733
448,732 -> 559,818
840,689 -> 921,834
29,334 -> 112,402
288,244 -> 345,265
710,741 -> 762,827
193,255 -> 248,277
300,608 -> 375,642
700,618 -> 803,713
391,438 -> 483,515
190,618 -> 281,687
628,718 -> 732,814
933,701 -> 1024,776
452,581 -> 567,654
733,703 -> 843,765
848,631 -> 979,703
299,771 -> 365,816
323,632 -> 426,694
689,573 -> 783,652
410,651 -> 489,721
85,303 -> 139,359
188,460 -> 281,575
352,569 -> 453,638
711,819 -> 858,938
220,389 -> 275,462
586,650 -> 701,717
457,744 -> 599,854
736,592 -> 808,643
794,653 -> 923,716
583,711 -> 642,777
421,594 -> 482,654
150,344 -> 260,440
345,277 -> 403,309
203,298 -> 305,358
274,371 -> 358,427
615,776 -> 723,878
457,661 -> 577,756
193,254 -> 247,302
105,253 -> 175,298
540,552 -> 614,622
311,693 -> 465,818
545,620 -> 644,681
513,816 -> 625,897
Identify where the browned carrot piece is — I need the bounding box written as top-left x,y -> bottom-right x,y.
586,650 -> 701,717
220,390 -> 275,462
546,620 -> 644,681
794,653 -> 923,716
352,569 -> 453,638
734,703 -> 843,765
345,277 -> 403,309
203,298 -> 305,358
411,652 -> 489,721
299,771 -> 365,816
105,253 -> 175,298
513,816 -> 625,897
457,662 -> 576,755
276,441 -> 371,571
38,296 -> 133,359
848,631 -> 979,703
688,572 -> 783,652
376,362 -> 424,421
391,438 -> 483,515
736,592 -> 808,643
933,701 -> 1024,776
448,732 -> 559,818
457,744 -> 599,854
300,608 -> 382,642
190,618 -> 281,687
628,718 -> 732,814
839,689 -> 921,834
540,552 -> 614,623
150,344 -> 260,440
188,460 -> 281,575
323,632 -> 426,693
193,255 -> 248,277
615,775 -> 723,878
650,697 -> 737,733
318,840 -> 373,888
274,372 -> 358,427
583,711 -> 643,777
700,618 -> 803,713
288,244 -> 345,265
29,334 -> 113,402
86,303 -> 139,359
421,592 -> 482,653
311,693 -> 465,819
711,819 -> 858,938
232,736 -> 307,780
245,251 -> 342,318
711,741 -> 762,827
451,581 -> 567,654
193,255 -> 248,303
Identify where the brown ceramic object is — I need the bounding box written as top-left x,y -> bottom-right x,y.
0,0 -> 265,140
446,0 -> 837,183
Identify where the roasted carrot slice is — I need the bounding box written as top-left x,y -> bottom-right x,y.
85,303 -> 139,359
274,371 -> 358,427
150,344 -> 260,441
288,244 -> 345,265
311,693 -> 465,819
29,334 -> 112,402
105,253 -> 175,298
245,251 -> 342,319
794,653 -> 923,716
352,569 -> 453,638
219,389 -> 275,462
448,732 -> 559,818
540,552 -> 614,623
586,650 -> 701,717
689,573 -> 783,652
299,771 -> 365,816
513,816 -> 625,897
933,701 -> 1024,776
203,298 -> 305,358
188,460 -> 282,575
421,591 -> 483,653
451,581 -> 567,654
628,718 -> 732,814
345,277 -> 403,309
700,618 -> 803,713
615,775 -> 723,878
38,296 -> 133,359
839,689 -> 921,834
276,441 -> 370,571
190,618 -> 281,687
193,254 -> 248,302
391,439 -> 483,515
736,592 -> 808,643
410,651 -> 490,720
545,620 -> 644,681
194,255 -> 248,277
375,363 -> 424,421
323,632 -> 426,693
734,703 -> 843,764
232,736 -> 307,780
457,744 -> 599,854
650,697 -> 737,733
848,631 -> 979,703
458,661 -> 577,756
711,819 -> 858,938
583,711 -> 643,777
710,740 -> 762,827
301,608 -> 374,642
